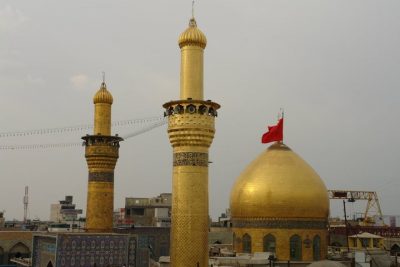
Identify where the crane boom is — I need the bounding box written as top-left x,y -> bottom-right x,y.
328,190 -> 384,226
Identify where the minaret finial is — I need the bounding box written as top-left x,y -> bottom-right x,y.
192,0 -> 195,18
102,71 -> 106,84
188,0 -> 197,27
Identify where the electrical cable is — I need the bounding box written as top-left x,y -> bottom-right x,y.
0,118 -> 167,151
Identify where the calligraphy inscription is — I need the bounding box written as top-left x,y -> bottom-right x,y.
232,219 -> 327,229
173,152 -> 208,167
88,172 -> 114,182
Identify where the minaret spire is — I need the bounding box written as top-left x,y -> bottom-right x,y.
177,13 -> 207,100
82,80 -> 123,233
163,15 -> 220,267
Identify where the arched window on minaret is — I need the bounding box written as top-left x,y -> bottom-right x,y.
313,235 -> 321,261
242,234 -> 252,253
263,234 -> 276,253
289,235 -> 302,261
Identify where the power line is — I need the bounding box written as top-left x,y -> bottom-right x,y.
123,118 -> 167,140
0,142 -> 81,150
0,118 -> 167,151
0,116 -> 163,138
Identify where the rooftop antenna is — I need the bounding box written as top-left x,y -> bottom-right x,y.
23,186 -> 28,224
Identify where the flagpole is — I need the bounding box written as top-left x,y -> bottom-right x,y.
280,108 -> 284,143
262,110 -> 284,144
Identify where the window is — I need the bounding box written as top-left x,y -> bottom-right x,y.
313,235 -> 321,261
352,238 -> 357,247
263,234 -> 276,253
391,244 -> 400,256
8,242 -> 30,263
289,235 -> 302,261
242,234 -> 252,253
131,208 -> 145,216
361,238 -> 369,248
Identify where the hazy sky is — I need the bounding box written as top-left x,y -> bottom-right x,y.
0,0 -> 399,221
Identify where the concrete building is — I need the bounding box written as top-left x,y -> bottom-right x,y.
0,212 -> 4,228
125,193 -> 171,227
348,232 -> 384,249
113,208 -> 126,226
49,196 -> 82,223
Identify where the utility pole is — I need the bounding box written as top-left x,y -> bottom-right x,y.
343,200 -> 350,253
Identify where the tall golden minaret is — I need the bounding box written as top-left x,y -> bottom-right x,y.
82,81 -> 123,232
163,17 -> 220,266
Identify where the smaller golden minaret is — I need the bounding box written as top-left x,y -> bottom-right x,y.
163,16 -> 220,267
82,81 -> 123,232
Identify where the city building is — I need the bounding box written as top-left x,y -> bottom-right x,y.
0,212 -> 4,228
348,232 -> 384,250
49,196 -> 82,223
124,193 -> 171,227
113,208 -> 126,227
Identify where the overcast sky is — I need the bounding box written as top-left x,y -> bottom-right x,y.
0,0 -> 399,221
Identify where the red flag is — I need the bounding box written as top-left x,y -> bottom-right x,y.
261,118 -> 283,143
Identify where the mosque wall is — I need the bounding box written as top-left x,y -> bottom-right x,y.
233,228 -> 328,261
32,235 -> 56,267
32,233 -> 136,267
0,231 -> 33,265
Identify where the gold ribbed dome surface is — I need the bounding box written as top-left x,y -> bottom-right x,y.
93,82 -> 113,104
178,18 -> 207,49
230,142 -> 329,219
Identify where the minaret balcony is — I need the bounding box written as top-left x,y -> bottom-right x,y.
163,100 -> 220,148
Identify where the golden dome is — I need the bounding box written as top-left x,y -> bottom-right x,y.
93,82 -> 113,104
178,18 -> 207,49
230,142 -> 329,219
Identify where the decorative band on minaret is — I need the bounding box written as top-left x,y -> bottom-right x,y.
82,82 -> 123,233
163,17 -> 220,267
